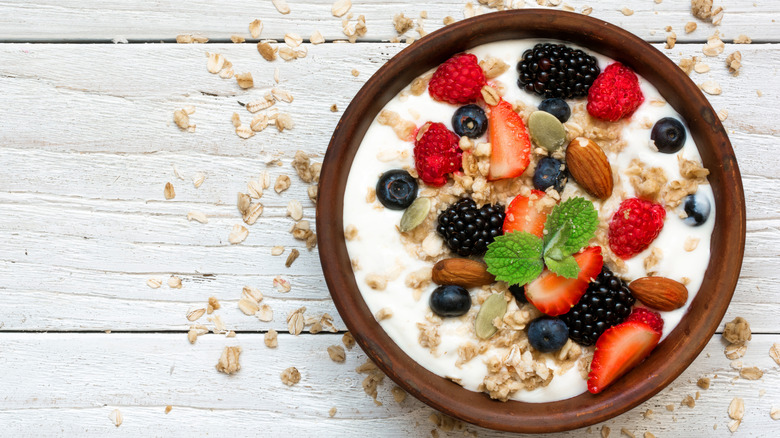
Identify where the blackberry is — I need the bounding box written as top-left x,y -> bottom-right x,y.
560,267 -> 635,346
516,43 -> 600,99
436,198 -> 504,256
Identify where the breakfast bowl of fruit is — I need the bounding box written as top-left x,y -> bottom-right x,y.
316,9 -> 745,433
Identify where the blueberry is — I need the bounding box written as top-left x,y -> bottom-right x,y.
651,117 -> 687,154
537,98 -> 571,123
508,284 -> 527,304
429,285 -> 471,317
452,104 -> 488,139
376,169 -> 418,210
533,157 -> 567,192
527,317 -> 569,353
682,193 -> 711,226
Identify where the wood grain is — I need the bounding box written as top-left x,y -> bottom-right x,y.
0,0 -> 774,43
0,332 -> 778,437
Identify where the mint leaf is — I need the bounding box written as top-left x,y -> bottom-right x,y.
544,253 -> 580,279
484,232 -> 544,286
543,221 -> 572,258
543,197 -> 599,254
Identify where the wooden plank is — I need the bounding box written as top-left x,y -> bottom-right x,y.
0,0 -> 774,43
0,42 -> 773,158
0,332 -> 777,437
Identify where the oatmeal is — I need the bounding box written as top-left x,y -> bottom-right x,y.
343,40 -> 715,402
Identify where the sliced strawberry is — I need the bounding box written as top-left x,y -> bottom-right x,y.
503,190 -> 552,238
525,246 -> 603,316
587,321 -> 661,394
488,99 -> 531,181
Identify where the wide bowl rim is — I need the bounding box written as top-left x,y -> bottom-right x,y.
317,9 -> 745,433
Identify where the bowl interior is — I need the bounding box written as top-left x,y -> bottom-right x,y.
317,10 -> 745,433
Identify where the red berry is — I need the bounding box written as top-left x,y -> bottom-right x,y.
488,99 -> 532,180
428,53 -> 486,105
587,62 -> 644,122
587,320 -> 661,394
626,307 -> 664,335
608,198 -> 666,259
503,190 -> 552,238
413,122 -> 462,186
525,246 -> 604,317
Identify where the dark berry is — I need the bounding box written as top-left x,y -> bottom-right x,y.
452,104 -> 488,139
517,43 -> 600,99
429,285 -> 471,317
376,169 -> 418,210
533,157 -> 567,192
509,284 -> 527,304
651,117 -> 687,153
682,194 -> 711,226
527,317 -> 569,353
436,198 -> 504,256
538,98 -> 571,123
560,267 -> 635,346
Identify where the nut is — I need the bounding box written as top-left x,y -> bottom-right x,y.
565,137 -> 614,199
432,258 -> 495,288
629,277 -> 688,311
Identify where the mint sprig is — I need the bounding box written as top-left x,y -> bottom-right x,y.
484,232 -> 544,286
484,197 -> 598,284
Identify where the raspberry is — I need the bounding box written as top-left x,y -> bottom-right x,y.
587,62 -> 644,122
428,53 -> 486,105
608,198 -> 666,259
413,122 -> 462,186
626,307 -> 664,335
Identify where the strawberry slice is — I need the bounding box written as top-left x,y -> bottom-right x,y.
488,99 -> 531,181
525,246 -> 603,316
587,321 -> 661,394
503,190 -> 552,238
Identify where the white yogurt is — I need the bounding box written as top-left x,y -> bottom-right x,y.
343,40 -> 715,402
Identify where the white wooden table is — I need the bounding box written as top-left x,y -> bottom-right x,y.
0,1 -> 778,436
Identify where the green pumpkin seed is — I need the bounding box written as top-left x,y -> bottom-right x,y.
475,293 -> 508,339
399,197 -> 431,232
528,110 -> 567,152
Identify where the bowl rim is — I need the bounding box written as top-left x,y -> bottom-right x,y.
317,9 -> 746,433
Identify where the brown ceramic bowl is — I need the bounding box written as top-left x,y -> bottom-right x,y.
317,10 -> 745,433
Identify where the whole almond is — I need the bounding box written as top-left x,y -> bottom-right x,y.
629,277 -> 688,311
432,258 -> 495,288
565,137 -> 613,199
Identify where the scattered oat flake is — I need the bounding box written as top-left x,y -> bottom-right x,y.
109,409 -> 123,427
274,276 -> 292,293
146,278 -> 162,289
206,52 -> 227,73
230,35 -> 245,43
272,0 -> 290,14
332,0 -> 352,17
275,175 -> 292,193
285,248 -> 300,268
697,377 -> 711,389
264,328 -> 278,347
700,80 -> 721,95
272,88 -> 294,103
329,407 -> 337,417
327,345 -> 346,363
257,42 -> 277,61
692,0 -> 713,20
228,224 -> 249,244
621,429 -> 635,438
717,109 -> 728,122
164,182 -> 175,200
281,366 -> 301,385
694,62 -> 710,74
287,307 -> 305,335
685,22 -> 697,33
249,19 -> 263,38
726,51 -> 742,76
238,297 -> 260,316
740,366 -> 763,380
728,419 -> 740,433
192,172 -> 206,188
728,397 -> 745,420
681,395 -> 695,408
216,346 -> 242,374
343,332 -> 356,349
601,426 -> 610,438
168,276 -> 182,289
165,405 -> 172,414
257,304 -> 274,322
620,7 -> 633,16
723,317 -> 751,343
703,32 -> 725,57
235,72 -> 254,89
771,406 -> 780,420
246,96 -> 274,113
311,30 -> 325,44
271,246 -> 285,256
769,343 -> 780,365
734,34 -> 752,44
643,433 -> 655,438
186,211 -> 208,224
284,33 -> 303,48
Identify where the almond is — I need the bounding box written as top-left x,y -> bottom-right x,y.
629,277 -> 688,311
565,137 -> 613,199
432,258 -> 495,288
